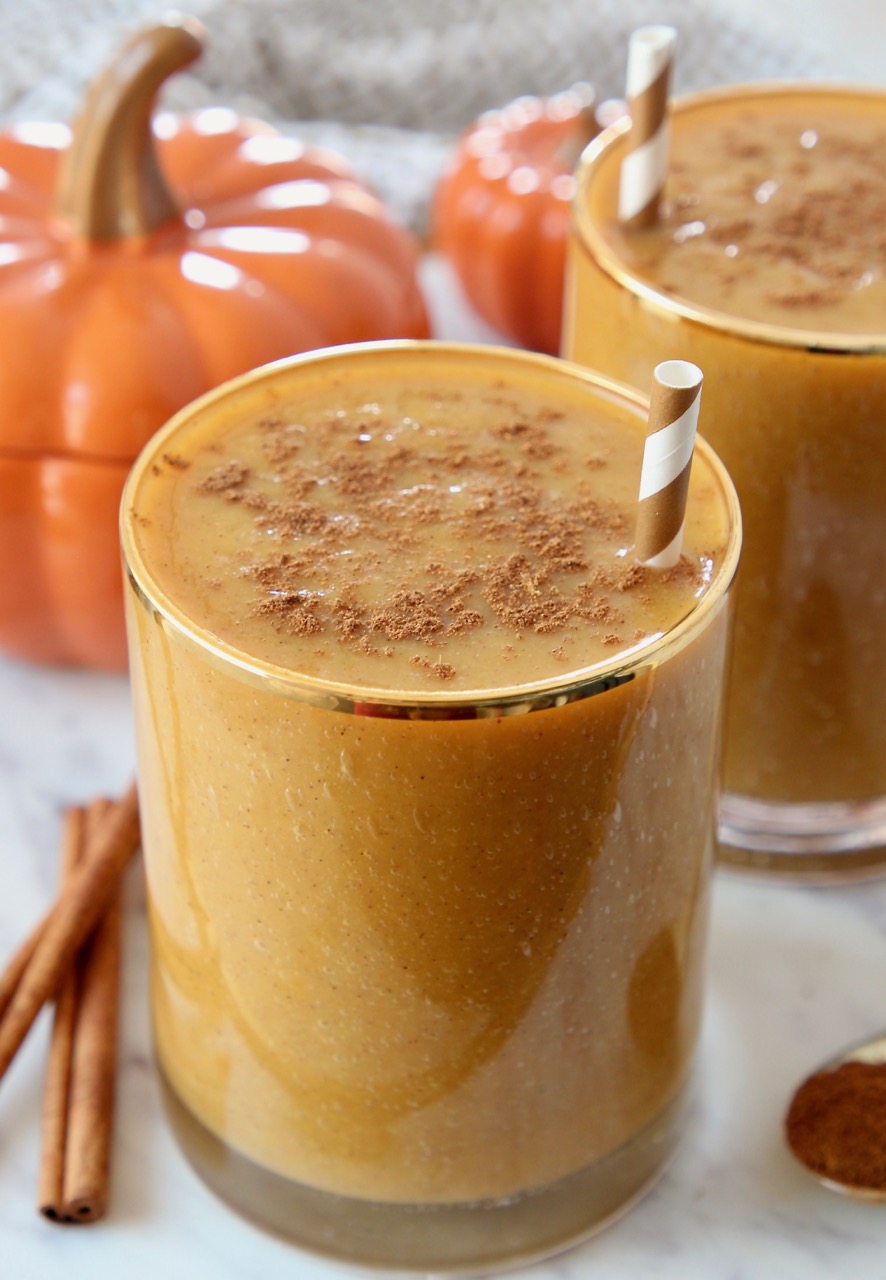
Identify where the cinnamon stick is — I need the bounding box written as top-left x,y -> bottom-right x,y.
0,782 -> 139,1085
552,102 -> 601,171
61,808 -> 122,1222
38,800 -> 123,1223
0,917 -> 47,1024
37,806 -> 88,1220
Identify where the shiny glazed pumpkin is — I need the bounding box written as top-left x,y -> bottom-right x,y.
432,86 -> 623,355
0,16 -> 429,671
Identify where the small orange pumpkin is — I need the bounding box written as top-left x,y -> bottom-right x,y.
0,15 -> 429,672
432,86 -> 624,356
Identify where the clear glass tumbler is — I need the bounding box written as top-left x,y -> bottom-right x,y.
564,85 -> 886,880
121,341 -> 739,1272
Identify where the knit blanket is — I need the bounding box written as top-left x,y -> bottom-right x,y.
1,0 -> 826,234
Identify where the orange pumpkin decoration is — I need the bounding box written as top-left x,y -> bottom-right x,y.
0,15 -> 429,672
432,86 -> 624,356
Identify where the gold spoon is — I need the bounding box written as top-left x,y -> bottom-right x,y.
784,1031 -> 886,1201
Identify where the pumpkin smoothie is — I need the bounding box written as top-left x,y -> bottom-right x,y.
565,86 -> 886,877
121,342 -> 738,1268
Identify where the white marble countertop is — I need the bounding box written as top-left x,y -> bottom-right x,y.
1,259 -> 886,1280
2,584 -> 886,1280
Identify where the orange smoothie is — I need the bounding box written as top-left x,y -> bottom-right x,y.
121,342 -> 739,1270
565,85 -> 886,878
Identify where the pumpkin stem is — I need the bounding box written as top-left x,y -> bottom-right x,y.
55,15 -> 205,242
553,104 -> 602,172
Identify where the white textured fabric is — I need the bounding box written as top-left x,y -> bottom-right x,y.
0,0 -> 828,233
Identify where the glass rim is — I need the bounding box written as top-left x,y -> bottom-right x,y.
573,80 -> 886,355
120,340 -> 742,720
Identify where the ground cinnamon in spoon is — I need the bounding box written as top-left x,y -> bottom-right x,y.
785,1059 -> 886,1191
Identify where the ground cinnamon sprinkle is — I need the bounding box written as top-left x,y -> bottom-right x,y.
615,565 -> 647,591
332,599 -> 368,641
254,592 -> 324,636
197,460 -> 250,495
161,453 -> 190,470
185,385 -> 710,683
785,1059 -> 886,1191
637,112 -> 886,325
409,656 -> 457,680
257,500 -> 332,538
371,590 -> 446,643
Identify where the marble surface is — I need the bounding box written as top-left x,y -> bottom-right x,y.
0,257 -> 885,1280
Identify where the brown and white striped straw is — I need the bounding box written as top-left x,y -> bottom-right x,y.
618,25 -> 677,227
635,360 -> 703,568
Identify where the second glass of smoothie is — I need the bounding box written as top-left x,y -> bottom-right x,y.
564,84 -> 886,880
121,341 -> 739,1272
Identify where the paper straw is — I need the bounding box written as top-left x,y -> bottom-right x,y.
618,25 -> 677,227
635,360 -> 703,568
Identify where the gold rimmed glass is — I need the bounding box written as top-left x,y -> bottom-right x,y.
564,84 -> 886,881
120,341 -> 739,1273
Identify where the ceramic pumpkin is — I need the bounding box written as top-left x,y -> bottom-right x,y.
0,15 -> 429,671
432,86 -> 625,355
